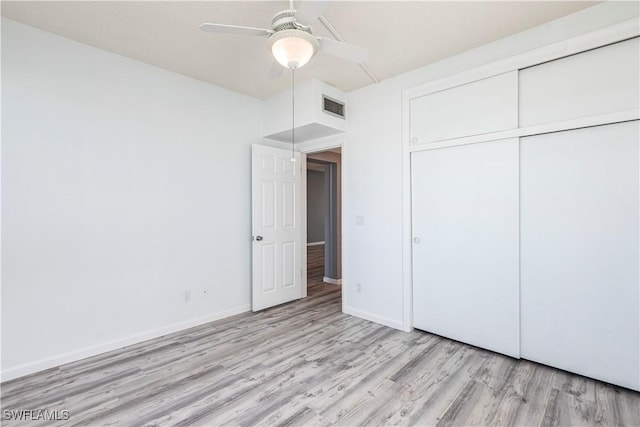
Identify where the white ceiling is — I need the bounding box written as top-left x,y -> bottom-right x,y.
1,1 -> 600,99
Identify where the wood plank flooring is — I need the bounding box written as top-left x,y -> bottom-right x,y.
1,246 -> 639,426
306,244 -> 325,286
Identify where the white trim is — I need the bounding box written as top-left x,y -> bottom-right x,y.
307,241 -> 325,246
340,141 -> 348,316
301,152 -> 308,299
323,277 -> 342,285
343,305 -> 405,331
0,304 -> 251,382
401,82 -> 413,333
409,109 -> 640,152
297,134 -> 344,153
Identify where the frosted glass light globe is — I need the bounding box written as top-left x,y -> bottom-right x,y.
270,29 -> 319,69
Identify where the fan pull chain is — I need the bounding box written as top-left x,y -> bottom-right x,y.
291,66 -> 296,162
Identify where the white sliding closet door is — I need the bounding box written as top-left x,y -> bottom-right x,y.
412,139 -> 520,358
520,121 -> 640,391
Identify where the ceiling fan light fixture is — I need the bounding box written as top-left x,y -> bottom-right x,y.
270,29 -> 318,69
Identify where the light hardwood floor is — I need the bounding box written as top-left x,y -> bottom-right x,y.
1,246 -> 639,426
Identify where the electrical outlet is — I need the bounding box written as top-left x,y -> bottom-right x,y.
184,290 -> 192,302
356,282 -> 362,293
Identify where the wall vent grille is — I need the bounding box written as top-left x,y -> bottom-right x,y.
322,95 -> 346,119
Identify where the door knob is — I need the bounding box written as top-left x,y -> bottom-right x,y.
413,237 -> 421,244
255,235 -> 263,241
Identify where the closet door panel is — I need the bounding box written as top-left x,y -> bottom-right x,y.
410,72 -> 518,144
412,139 -> 519,357
519,37 -> 639,127
520,121 -> 640,391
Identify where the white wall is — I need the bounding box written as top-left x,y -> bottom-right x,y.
1,18 -> 261,380
262,79 -> 346,143
343,1 -> 640,330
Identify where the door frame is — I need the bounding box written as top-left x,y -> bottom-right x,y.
306,158 -> 340,284
298,137 -> 344,309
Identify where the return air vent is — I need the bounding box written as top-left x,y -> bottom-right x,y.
323,95 -> 345,119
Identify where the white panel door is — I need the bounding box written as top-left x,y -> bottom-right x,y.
410,71 -> 518,144
412,139 -> 520,357
519,37 -> 639,127
520,121 -> 640,391
252,144 -> 303,311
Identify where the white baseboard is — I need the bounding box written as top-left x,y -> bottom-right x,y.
343,305 -> 405,331
1,304 -> 251,382
323,277 -> 342,285
307,241 -> 325,246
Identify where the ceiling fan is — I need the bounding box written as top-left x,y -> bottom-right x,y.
199,0 -> 367,77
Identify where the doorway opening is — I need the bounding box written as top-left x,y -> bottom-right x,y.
305,148 -> 342,294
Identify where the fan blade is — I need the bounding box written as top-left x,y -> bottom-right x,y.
294,1 -> 329,25
199,23 -> 273,37
266,60 -> 284,79
318,37 -> 368,63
